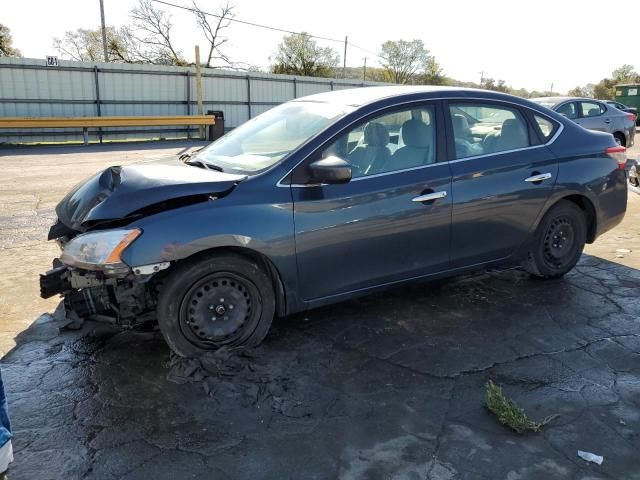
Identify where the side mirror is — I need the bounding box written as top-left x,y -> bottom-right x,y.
307,156 -> 352,185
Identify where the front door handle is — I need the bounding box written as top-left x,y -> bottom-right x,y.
525,173 -> 552,183
604,118 -> 611,124
412,191 -> 447,202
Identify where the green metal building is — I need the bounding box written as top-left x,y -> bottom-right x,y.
615,83 -> 640,110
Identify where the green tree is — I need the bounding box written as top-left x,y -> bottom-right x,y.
480,77 -> 509,93
0,23 -> 21,57
271,33 -> 339,77
592,78 -> 615,100
420,58 -> 446,85
612,64 -> 639,83
379,39 -> 432,84
567,84 -> 594,98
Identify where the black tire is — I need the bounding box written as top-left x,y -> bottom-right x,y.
157,252 -> 275,357
613,132 -> 625,147
523,200 -> 587,279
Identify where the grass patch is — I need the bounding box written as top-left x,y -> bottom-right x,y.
485,380 -> 558,433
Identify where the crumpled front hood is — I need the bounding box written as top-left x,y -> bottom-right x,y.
55,160 -> 246,231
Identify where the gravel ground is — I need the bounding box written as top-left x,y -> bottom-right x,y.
0,141 -> 639,479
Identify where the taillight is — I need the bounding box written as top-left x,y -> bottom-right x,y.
627,113 -> 637,123
605,145 -> 627,170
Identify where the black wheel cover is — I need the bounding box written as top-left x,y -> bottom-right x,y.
542,215 -> 578,269
179,272 -> 262,349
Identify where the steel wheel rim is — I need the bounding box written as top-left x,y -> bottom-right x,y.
542,216 -> 576,268
179,272 -> 262,348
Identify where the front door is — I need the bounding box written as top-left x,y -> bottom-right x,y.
446,101 -> 559,267
291,103 -> 452,302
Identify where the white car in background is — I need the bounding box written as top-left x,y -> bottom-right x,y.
532,97 -> 636,147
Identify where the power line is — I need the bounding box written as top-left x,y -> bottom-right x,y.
150,0 -> 378,55
152,0 -> 341,43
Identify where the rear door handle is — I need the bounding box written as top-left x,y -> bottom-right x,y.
412,191 -> 447,202
604,119 -> 611,124
524,173 -> 552,183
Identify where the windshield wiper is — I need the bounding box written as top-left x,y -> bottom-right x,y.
184,157 -> 225,172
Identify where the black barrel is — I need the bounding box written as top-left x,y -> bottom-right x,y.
207,110 -> 225,141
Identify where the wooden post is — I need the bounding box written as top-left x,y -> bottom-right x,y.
195,46 -> 204,140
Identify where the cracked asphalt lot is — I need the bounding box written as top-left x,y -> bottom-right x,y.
0,142 -> 639,479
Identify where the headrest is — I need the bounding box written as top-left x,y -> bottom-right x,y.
401,119 -> 431,148
501,118 -> 526,138
587,108 -> 600,117
363,122 -> 389,147
452,114 -> 470,136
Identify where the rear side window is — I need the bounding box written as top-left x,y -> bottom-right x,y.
580,101 -> 605,117
449,103 -> 530,159
533,114 -> 558,141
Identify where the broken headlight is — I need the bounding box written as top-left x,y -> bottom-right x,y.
60,228 -> 141,274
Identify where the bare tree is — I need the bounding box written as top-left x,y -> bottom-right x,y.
130,0 -> 186,65
191,0 -> 234,68
53,26 -> 143,63
53,28 -> 106,61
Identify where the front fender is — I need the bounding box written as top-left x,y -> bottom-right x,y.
120,186 -> 299,308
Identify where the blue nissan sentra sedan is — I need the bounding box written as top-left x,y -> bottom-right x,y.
40,86 -> 628,356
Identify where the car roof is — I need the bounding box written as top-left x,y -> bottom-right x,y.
292,85 -> 502,107
531,96 -> 601,105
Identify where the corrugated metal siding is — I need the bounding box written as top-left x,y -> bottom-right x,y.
0,57 -> 385,144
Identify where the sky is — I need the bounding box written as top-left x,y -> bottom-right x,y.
3,0 -> 639,93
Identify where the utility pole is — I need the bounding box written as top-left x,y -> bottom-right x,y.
99,0 -> 108,62
363,57 -> 367,81
195,46 -> 204,139
479,70 -> 485,84
550,82 -> 554,94
343,36 -> 347,78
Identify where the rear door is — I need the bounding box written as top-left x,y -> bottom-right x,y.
446,101 -> 559,267
577,101 -> 611,133
290,102 -> 452,302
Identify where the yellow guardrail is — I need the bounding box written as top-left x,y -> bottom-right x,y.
0,115 -> 215,144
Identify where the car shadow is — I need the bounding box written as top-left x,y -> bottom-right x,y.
1,254 -> 639,479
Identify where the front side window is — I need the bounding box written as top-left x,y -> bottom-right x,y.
322,106 -> 436,178
193,101 -> 354,174
580,101 -> 605,117
449,103 -> 530,159
556,102 -> 577,119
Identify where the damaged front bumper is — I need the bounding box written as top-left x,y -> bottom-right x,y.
40,260 -> 165,327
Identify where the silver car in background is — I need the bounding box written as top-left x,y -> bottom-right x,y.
531,97 -> 636,147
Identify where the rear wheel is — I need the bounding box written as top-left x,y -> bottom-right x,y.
523,200 -> 586,279
157,253 -> 275,357
614,132 -> 625,147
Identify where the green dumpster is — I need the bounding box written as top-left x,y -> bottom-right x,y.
615,83 -> 640,125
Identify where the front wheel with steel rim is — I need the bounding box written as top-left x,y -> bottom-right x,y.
522,200 -> 587,279
157,253 -> 275,357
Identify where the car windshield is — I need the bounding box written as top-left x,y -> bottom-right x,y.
193,101 -> 354,174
